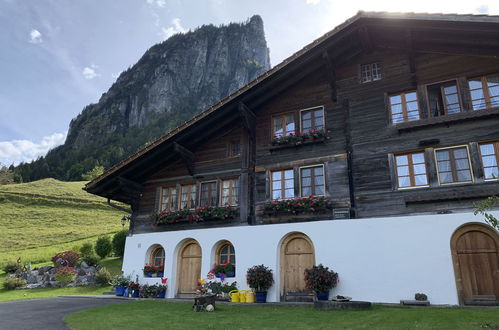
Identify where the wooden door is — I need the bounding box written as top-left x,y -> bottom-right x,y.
451,224 -> 499,305
281,233 -> 315,301
177,240 -> 202,298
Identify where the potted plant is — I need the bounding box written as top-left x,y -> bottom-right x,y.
140,284 -> 159,298
128,281 -> 141,298
156,284 -> 167,298
212,260 -> 235,278
143,264 -> 155,277
111,275 -> 131,296
246,264 -> 274,303
156,264 -> 164,277
304,264 -> 339,301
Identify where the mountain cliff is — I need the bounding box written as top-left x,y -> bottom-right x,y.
15,15 -> 270,182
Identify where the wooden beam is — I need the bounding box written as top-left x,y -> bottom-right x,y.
321,51 -> 337,102
238,102 -> 256,137
358,26 -> 374,54
173,142 -> 195,176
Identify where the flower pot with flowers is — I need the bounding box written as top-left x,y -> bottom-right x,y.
246,264 -> 274,303
270,129 -> 329,147
143,264 -> 164,277
111,275 -> 131,296
140,284 -> 159,298
304,264 -> 339,301
212,260 -> 235,279
128,282 -> 141,297
156,284 -> 167,298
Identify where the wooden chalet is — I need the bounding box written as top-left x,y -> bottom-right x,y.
85,12 -> 499,305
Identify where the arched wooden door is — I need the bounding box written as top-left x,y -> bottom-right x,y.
451,224 -> 499,305
177,240 -> 202,298
280,233 -> 315,302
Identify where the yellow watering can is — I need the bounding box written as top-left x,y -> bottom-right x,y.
245,290 -> 255,303
229,290 -> 240,303
239,290 -> 246,303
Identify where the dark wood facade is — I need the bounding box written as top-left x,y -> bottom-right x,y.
85,12 -> 499,234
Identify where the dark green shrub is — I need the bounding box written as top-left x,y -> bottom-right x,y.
95,267 -> 112,286
3,277 -> 27,290
55,266 -> 77,285
2,261 -> 19,274
81,254 -> 100,267
95,236 -> 112,259
80,242 -> 94,257
112,230 -> 128,257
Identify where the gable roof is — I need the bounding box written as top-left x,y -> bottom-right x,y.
85,11 -> 499,198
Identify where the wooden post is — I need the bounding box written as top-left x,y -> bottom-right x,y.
238,102 -> 256,224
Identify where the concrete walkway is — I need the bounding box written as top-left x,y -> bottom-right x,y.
0,296 -> 132,330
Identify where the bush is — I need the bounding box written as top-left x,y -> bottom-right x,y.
81,254 -> 100,267
95,236 -> 112,259
110,274 -> 131,288
80,242 -> 94,257
304,264 -> 339,293
2,261 -> 19,274
112,230 -> 128,257
51,251 -> 80,267
246,264 -> 274,291
95,267 -> 112,286
3,277 -> 27,290
55,266 -> 77,285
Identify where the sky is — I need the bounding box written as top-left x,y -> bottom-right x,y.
0,0 -> 497,166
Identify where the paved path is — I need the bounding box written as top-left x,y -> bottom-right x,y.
0,296 -> 132,330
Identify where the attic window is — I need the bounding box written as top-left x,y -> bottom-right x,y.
427,81 -> 461,117
468,75 -> 499,110
228,141 -> 241,157
361,63 -> 382,83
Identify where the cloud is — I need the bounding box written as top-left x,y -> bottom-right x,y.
306,0 -> 321,4
82,64 -> 100,80
161,18 -> 187,40
29,29 -> 43,44
475,4 -> 489,14
146,0 -> 166,7
0,132 -> 67,166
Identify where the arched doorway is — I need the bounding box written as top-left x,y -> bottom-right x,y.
451,223 -> 499,305
280,233 -> 315,302
176,239 -> 202,298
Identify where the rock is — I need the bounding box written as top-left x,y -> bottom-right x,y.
78,268 -> 87,276
80,261 -> 89,269
86,266 -> 96,274
26,284 -> 42,289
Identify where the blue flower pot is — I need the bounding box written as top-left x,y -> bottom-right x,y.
132,290 -> 140,298
157,290 -> 166,298
115,286 -> 125,296
316,292 -> 329,301
145,272 -> 153,278
157,272 -> 164,277
255,291 -> 267,303
215,271 -> 235,278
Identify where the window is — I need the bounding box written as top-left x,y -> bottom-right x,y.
271,169 -> 294,199
180,184 -> 197,209
301,107 -> 324,133
389,91 -> 420,123
479,142 -> 499,180
361,63 -> 382,83
228,141 -> 241,157
394,152 -> 428,188
200,181 -> 217,206
468,75 -> 499,110
435,146 -> 473,184
218,242 -> 236,265
221,178 -> 239,206
427,81 -> 461,116
160,186 -> 178,212
300,165 -> 325,196
273,113 -> 295,137
150,246 -> 165,266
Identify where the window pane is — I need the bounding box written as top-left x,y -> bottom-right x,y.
413,164 -> 426,175
406,102 -> 418,111
273,117 -> 283,137
285,189 -> 295,198
302,177 -> 311,186
398,176 -> 411,187
272,191 -> 282,199
415,175 -> 428,185
301,168 -> 311,177
440,172 -> 452,183
438,161 -> 451,172
390,95 -> 402,105
314,166 -> 324,176
284,170 -> 293,179
392,114 -> 404,123
468,79 -> 482,89
315,186 -> 325,195
482,155 -> 497,167
405,92 -> 417,102
456,170 -> 471,182
314,175 -> 324,185
391,104 -> 402,114
436,150 -> 449,161
302,187 -> 312,196
472,100 -> 487,110
484,167 -> 499,179
397,165 -> 409,176
272,182 -> 281,191
285,180 -> 294,189
412,153 -> 424,164
272,171 -> 281,181
489,86 -> 499,98
443,85 -> 457,94
302,111 -> 311,120
396,155 -> 408,165
455,158 -> 469,170
453,148 -> 468,159
487,75 -> 499,86
480,144 -> 495,155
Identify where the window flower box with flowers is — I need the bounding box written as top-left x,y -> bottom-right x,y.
270,129 -> 329,150
211,261 -> 235,279
150,206 -> 238,226
261,196 -> 336,224
143,264 -> 164,277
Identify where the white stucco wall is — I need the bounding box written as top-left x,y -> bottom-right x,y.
121,211 -> 497,305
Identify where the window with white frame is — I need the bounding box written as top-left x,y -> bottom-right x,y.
300,107 -> 324,133
300,165 -> 325,196
160,186 -> 178,212
180,184 -> 197,209
479,142 -> 499,180
271,169 -> 294,199
361,63 -> 382,83
221,178 -> 239,206
435,146 -> 473,184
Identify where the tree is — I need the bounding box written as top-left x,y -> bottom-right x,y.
474,196 -> 499,230
0,164 -> 14,185
112,230 -> 128,258
94,236 -> 113,259
82,165 -> 105,181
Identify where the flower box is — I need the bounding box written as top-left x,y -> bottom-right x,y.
215,271 -> 235,278
270,129 -> 329,149
269,136 -> 326,151
150,206 -> 238,226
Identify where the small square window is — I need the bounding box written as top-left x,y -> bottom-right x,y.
361,63 -> 382,83
300,165 -> 325,196
221,178 -> 239,206
272,113 -> 295,138
479,142 -> 499,180
300,107 -> 324,133
228,141 -> 241,157
394,152 -> 428,189
389,91 -> 420,124
435,146 -> 473,185
468,75 -> 499,110
271,169 -> 294,199
427,81 -> 461,117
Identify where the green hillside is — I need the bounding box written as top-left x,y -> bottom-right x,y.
0,178 -> 127,266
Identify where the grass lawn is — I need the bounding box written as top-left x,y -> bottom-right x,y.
64,301 -> 499,330
0,257 -> 122,302
0,178 -> 127,265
